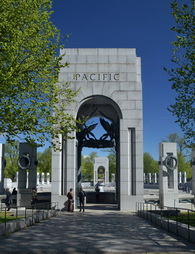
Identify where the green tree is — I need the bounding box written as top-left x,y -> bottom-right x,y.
37,147 -> 52,175
178,152 -> 192,179
163,133 -> 189,155
143,153 -> 158,173
81,152 -> 98,181
4,141 -> 19,180
165,0 -> 195,148
0,0 -> 78,148
163,132 -> 191,160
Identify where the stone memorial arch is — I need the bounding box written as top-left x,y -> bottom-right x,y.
52,48 -> 143,211
94,157 -> 109,185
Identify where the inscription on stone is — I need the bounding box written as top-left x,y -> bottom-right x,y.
73,73 -> 119,81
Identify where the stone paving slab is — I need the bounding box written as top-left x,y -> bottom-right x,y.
0,209 -> 195,253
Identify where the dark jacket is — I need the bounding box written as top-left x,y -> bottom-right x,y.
67,191 -> 73,200
78,190 -> 86,201
5,190 -> 12,205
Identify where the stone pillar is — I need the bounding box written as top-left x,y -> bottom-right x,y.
183,172 -> 187,183
46,173 -> 50,184
111,173 -> 115,182
37,172 -> 40,185
17,143 -> 37,207
191,150 -> 195,203
178,172 -> 182,184
41,173 -> 45,185
159,142 -> 179,208
0,144 -> 5,194
154,173 -> 157,184
26,171 -> 29,188
148,173 -> 151,183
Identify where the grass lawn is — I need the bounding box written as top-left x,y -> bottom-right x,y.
168,212 -> 195,227
0,212 -> 24,223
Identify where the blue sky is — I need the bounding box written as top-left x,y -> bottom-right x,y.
0,0 -> 183,160
51,0 -> 183,160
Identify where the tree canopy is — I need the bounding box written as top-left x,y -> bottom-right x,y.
177,152 -> 192,179
163,133 -> 188,153
81,152 -> 98,181
143,153 -> 158,174
4,141 -> 19,181
0,0 -> 78,148
37,147 -> 52,175
165,0 -> 195,149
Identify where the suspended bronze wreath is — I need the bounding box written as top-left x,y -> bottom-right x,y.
18,155 -> 31,170
164,156 -> 178,170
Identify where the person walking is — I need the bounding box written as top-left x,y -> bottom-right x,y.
95,185 -> 100,202
78,187 -> 86,212
5,188 -> 12,211
67,188 -> 74,212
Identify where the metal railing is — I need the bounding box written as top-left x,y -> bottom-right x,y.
136,202 -> 195,243
0,202 -> 58,236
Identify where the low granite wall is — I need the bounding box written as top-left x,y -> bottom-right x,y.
86,192 -> 116,204
0,209 -> 56,236
138,210 -> 195,243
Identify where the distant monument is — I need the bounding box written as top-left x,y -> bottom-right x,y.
94,157 -> 109,185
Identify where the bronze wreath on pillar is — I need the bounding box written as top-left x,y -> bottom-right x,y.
18,155 -> 31,170
164,156 -> 178,170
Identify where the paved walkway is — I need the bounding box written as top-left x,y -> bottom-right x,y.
0,206 -> 195,253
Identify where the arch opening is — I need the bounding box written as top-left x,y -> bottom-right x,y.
76,96 -> 122,210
